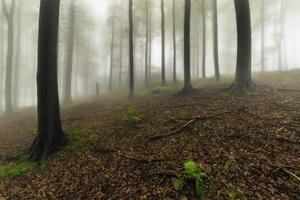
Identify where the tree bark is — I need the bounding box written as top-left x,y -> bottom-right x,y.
119,5 -> 124,88
63,0 -> 76,104
129,0 -> 134,98
109,9 -> 116,92
172,0 -> 177,83
29,0 -> 66,162
148,0 -> 152,82
2,0 -> 15,113
13,3 -> 22,109
212,0 -> 220,82
161,0 -> 166,86
145,0 -> 149,85
201,0 -> 206,79
178,0 -> 194,95
260,0 -> 265,72
229,0 -> 255,91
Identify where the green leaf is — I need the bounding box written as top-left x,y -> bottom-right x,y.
172,178 -> 185,190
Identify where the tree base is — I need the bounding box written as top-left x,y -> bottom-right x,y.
29,133 -> 67,162
175,85 -> 195,96
225,81 -> 256,93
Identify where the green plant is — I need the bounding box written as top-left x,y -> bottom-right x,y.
0,156 -> 37,178
228,184 -> 243,199
172,160 -> 207,200
127,106 -> 141,126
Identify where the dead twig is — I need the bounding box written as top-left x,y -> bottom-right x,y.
146,110 -> 232,142
282,168 -> 300,182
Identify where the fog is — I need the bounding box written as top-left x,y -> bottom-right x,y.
1,0 -> 300,112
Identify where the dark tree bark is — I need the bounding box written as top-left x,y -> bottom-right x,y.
145,0 -> 149,85
129,0 -> 134,98
29,0 -> 66,162
260,0 -> 265,72
178,0 -> 194,95
201,0 -> 206,79
229,0 -> 255,91
63,0 -> 76,104
2,0 -> 15,113
172,0 -> 177,83
161,0 -> 166,86
212,0 -> 220,82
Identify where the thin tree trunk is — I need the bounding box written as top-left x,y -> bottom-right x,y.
229,0 -> 255,91
63,0 -> 75,104
2,0 -> 15,113
172,0 -> 177,83
129,0 -> 134,98
201,0 -> 206,79
212,0 -> 220,82
148,0 -> 152,82
0,13 -> 4,111
161,0 -> 166,86
179,0 -> 193,95
29,0 -> 66,162
13,4 -> 22,109
260,0 -> 265,72
109,10 -> 116,92
145,0 -> 149,85
119,5 -> 124,88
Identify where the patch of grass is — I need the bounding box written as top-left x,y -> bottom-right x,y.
173,160 -> 207,200
127,106 -> 142,127
228,184 -> 243,199
0,156 -> 37,178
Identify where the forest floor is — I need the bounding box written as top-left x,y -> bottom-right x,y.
0,70 -> 300,200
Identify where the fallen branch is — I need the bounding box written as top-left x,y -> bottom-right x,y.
282,168 -> 300,182
146,110 -> 232,142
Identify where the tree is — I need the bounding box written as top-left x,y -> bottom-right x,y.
119,4 -> 124,88
228,0 -> 255,91
29,0 -> 66,162
178,0 -> 194,95
212,0 -> 220,82
161,0 -> 166,86
2,0 -> 15,113
129,0 -> 134,98
201,0 -> 206,79
144,0 -> 149,85
109,8 -> 116,92
260,0 -> 265,72
172,0 -> 177,83
63,0 -> 76,104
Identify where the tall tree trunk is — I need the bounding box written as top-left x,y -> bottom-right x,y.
179,0 -> 194,95
63,0 -> 75,104
119,5 -> 124,88
145,0 -> 149,85
109,10 -> 116,92
278,0 -> 285,71
29,0 -> 66,162
260,0 -> 265,72
212,0 -> 220,82
2,0 -> 15,113
229,0 -> 255,91
201,0 -> 206,79
13,3 -> 22,109
172,0 -> 177,83
161,0 -> 166,86
129,0 -> 134,98
148,0 -> 152,82
0,13 -> 4,111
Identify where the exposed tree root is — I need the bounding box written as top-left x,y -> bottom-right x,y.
175,85 -> 195,96
223,81 -> 256,93
146,110 -> 233,142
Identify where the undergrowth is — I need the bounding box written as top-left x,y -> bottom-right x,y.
173,160 -> 207,200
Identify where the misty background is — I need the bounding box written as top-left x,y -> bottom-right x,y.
1,0 -> 300,112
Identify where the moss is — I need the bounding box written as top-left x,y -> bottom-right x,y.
0,156 -> 37,178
